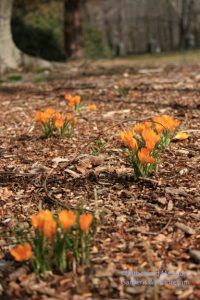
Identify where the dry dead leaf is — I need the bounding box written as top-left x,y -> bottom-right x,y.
177,288 -> 193,299
94,165 -> 114,174
155,234 -> 166,242
156,197 -> 167,205
0,188 -> 13,201
103,109 -> 130,118
167,200 -> 173,211
76,158 -> 92,174
52,157 -> 69,168
88,154 -> 106,166
29,164 -> 48,174
64,168 -> 81,178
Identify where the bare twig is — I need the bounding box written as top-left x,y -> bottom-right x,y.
160,217 -> 173,233
125,228 -> 158,235
138,177 -> 160,185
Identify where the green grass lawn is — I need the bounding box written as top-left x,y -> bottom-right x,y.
94,49 -> 200,69
129,49 -> 200,64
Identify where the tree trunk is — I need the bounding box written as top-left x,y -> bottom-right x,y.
0,0 -> 21,73
0,0 -> 52,74
179,0 -> 195,49
64,0 -> 84,59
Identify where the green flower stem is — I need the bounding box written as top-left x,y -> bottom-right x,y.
34,231 -> 48,273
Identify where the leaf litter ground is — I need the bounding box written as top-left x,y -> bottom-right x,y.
0,63 -> 200,300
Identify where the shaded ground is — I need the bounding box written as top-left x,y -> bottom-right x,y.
0,62 -> 200,300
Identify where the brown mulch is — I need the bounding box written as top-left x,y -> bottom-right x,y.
0,63 -> 200,300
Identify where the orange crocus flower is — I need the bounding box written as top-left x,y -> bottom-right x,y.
65,94 -> 74,107
73,118 -> 78,126
44,108 -> 55,117
133,123 -> 145,135
65,94 -> 81,108
153,116 -> 166,133
74,95 -> 81,105
142,128 -> 160,151
65,94 -> 73,102
53,112 -> 64,121
138,148 -> 155,165
35,109 -> 54,124
79,213 -> 93,232
86,104 -> 97,111
167,117 -> 180,131
55,119 -> 64,129
66,113 -> 72,122
153,115 -> 180,132
128,137 -> 138,152
31,210 -> 57,239
41,112 -> 50,124
43,215 -> 57,239
35,111 -> 43,122
58,210 -> 76,232
10,243 -> 32,262
134,121 -> 152,135
68,100 -> 75,108
120,129 -> 138,152
31,210 -> 45,230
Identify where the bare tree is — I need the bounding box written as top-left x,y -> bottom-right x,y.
180,0 -> 196,48
64,0 -> 86,59
167,0 -> 196,48
0,0 -> 21,73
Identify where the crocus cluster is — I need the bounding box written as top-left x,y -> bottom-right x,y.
35,108 -> 77,137
65,93 -> 97,113
120,115 -> 180,179
65,94 -> 81,111
10,210 -> 94,273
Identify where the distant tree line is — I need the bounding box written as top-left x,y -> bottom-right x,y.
81,0 -> 200,56
1,0 -> 200,73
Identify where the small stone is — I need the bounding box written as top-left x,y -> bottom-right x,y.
167,200 -> 173,211
175,222 -> 195,235
179,168 -> 188,175
177,149 -> 189,155
157,197 -> 167,205
190,250 -> 200,263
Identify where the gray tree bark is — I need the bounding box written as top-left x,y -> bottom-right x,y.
0,0 -> 21,73
0,0 -> 52,74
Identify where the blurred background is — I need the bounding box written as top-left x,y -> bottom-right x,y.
7,0 -> 200,61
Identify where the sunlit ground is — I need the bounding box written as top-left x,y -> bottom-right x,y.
94,49 -> 200,68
